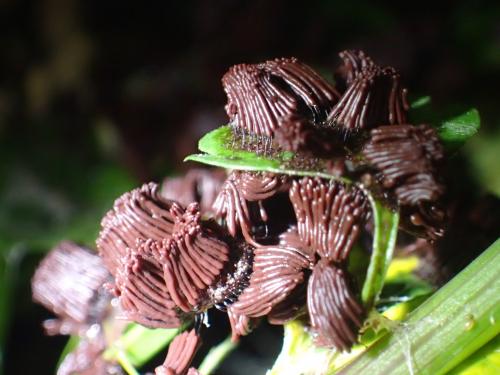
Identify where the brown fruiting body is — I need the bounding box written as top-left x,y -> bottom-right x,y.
155,328 -> 202,375
34,49 -> 452,373
363,124 -> 445,238
222,57 -> 339,138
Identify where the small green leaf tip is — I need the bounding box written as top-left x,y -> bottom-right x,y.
438,108 -> 480,147
410,96 -> 431,109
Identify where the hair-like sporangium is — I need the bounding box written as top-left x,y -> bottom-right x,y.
222,57 -> 339,138
113,240 -> 186,328
289,178 -> 368,262
159,202 -> 230,312
329,50 -> 409,131
307,260 -> 364,351
97,183 -> 177,275
363,124 -> 445,239
155,328 -> 202,375
32,241 -> 112,335
230,244 -> 311,318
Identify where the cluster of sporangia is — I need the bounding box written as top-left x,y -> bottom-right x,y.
32,50 -> 446,375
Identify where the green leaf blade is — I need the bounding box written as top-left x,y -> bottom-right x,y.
448,335 -> 500,375
438,108 -> 480,147
342,238 -> 500,375
104,324 -> 180,368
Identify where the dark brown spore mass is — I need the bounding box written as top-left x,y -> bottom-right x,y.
335,50 -> 375,91
158,202 -> 230,312
363,124 -> 445,239
98,183 -> 231,320
31,242 -> 121,375
45,48 -> 452,373
328,50 -> 409,131
274,114 -> 344,157
307,260 -> 364,351
230,244 -> 312,318
213,171 -> 286,241
97,182 -> 177,275
289,177 -> 368,262
222,57 -> 339,138
155,328 -> 202,375
113,240 -> 185,328
32,241 -> 112,336
161,168 -> 226,216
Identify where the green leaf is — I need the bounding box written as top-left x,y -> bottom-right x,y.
186,126 -> 351,183
56,335 -> 80,370
438,108 -> 480,148
185,125 -> 289,173
361,197 -> 400,308
194,125 -> 293,167
104,324 -> 180,368
186,153 -> 281,172
341,238 -> 500,375
192,125 -> 399,310
198,336 -> 238,375
375,257 -> 434,312
448,335 -> 500,375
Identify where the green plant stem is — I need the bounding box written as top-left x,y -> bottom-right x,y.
341,238 -> 500,375
56,335 -> 79,370
116,351 -> 140,375
361,197 -> 400,308
198,336 -> 238,375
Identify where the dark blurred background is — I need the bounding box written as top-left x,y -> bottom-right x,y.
1,1 -> 499,374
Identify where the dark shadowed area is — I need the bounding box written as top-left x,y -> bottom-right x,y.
1,1 -> 499,374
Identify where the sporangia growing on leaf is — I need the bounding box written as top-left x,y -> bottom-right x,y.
32,49 -> 455,375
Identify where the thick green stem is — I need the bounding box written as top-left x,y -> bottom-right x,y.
341,238 -> 500,375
